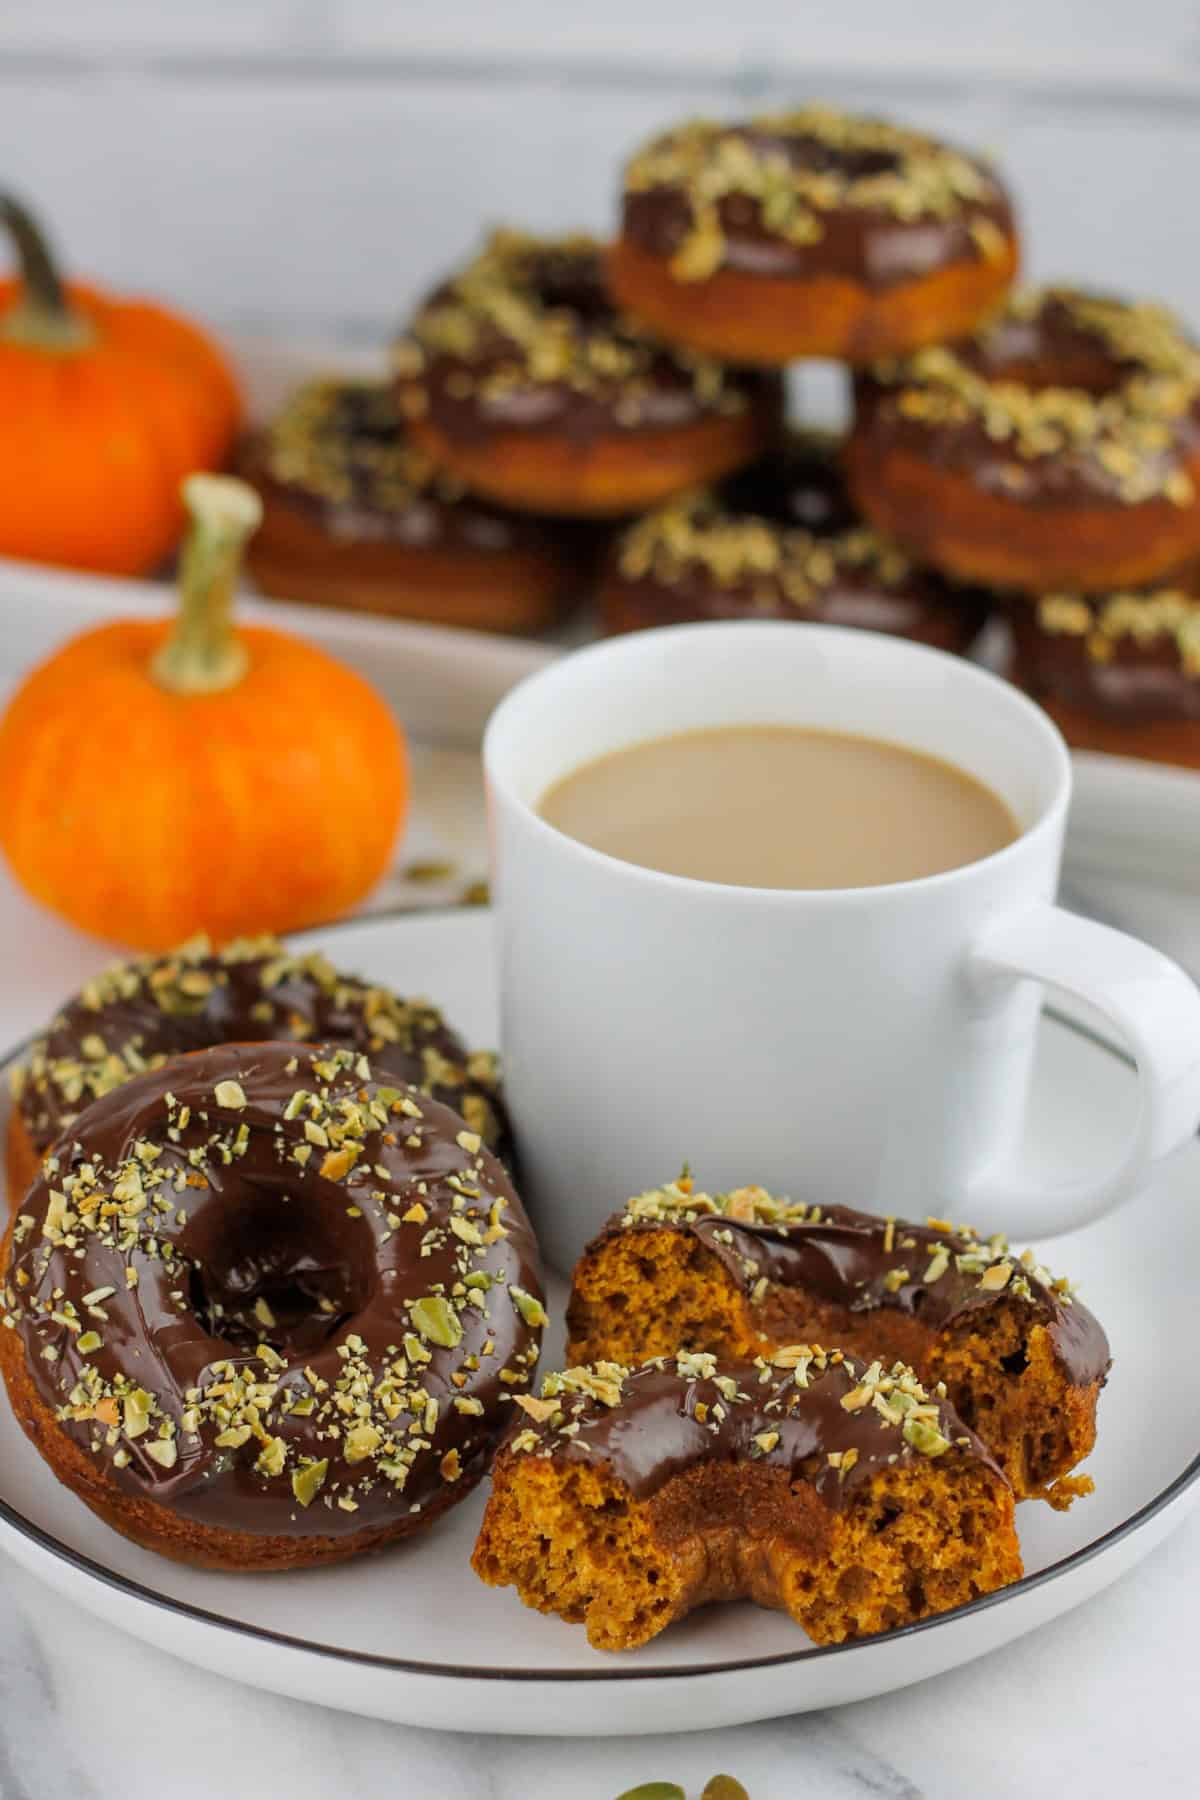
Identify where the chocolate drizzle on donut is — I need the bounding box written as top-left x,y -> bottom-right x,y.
3,1042 -> 544,1539
11,936 -> 508,1166
585,1182 -> 1109,1390
505,1348 -> 1003,1508
604,433 -> 987,649
1012,585 -> 1200,723
856,289 -> 1200,511
244,378 -> 560,558
393,229 -> 778,446
620,109 -> 1015,288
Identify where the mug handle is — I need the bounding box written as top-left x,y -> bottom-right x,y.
964,903 -> 1200,1237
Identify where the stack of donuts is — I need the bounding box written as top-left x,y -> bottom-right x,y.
243,103 -> 1200,749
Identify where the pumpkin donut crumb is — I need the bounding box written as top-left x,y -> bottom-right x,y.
566,1181 -> 1109,1508
473,1349 -> 1022,1649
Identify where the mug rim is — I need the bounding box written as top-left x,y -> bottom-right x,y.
483,620 -> 1072,904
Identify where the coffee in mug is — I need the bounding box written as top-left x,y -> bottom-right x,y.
485,621 -> 1200,1268
538,725 -> 1018,889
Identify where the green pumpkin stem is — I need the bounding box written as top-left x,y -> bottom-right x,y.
152,476 -> 261,696
0,194 -> 94,351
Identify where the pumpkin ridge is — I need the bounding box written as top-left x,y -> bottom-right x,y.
0,489 -> 407,948
0,198 -> 240,573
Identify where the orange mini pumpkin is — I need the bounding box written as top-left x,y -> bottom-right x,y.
0,474 -> 408,949
0,194 -> 241,575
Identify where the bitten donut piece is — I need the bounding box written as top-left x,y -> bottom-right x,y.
601,431 -> 988,652
848,288 -> 1200,593
566,1181 -> 1110,1509
6,934 -> 508,1206
241,377 -> 579,635
0,1041 -> 546,1570
1009,583 -> 1200,766
393,229 -> 781,517
609,107 -> 1018,365
472,1350 -> 1021,1650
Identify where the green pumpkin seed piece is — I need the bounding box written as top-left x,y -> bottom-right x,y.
409,1296 -> 463,1348
510,1286 -> 548,1329
903,1417 -> 951,1457
291,1457 -> 329,1507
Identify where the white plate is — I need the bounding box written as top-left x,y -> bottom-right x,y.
1062,753 -> 1200,979
0,910 -> 1197,1736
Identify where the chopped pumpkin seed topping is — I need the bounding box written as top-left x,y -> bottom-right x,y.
13,933 -> 505,1161
6,1040 -> 544,1539
261,377 -> 474,512
616,475 -> 915,606
395,229 -> 752,423
611,1178 -> 1082,1312
507,1348 -> 981,1494
624,109 -> 1007,282
1037,587 -> 1200,673
870,289 -> 1200,507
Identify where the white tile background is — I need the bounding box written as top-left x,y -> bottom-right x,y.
2,2 -> 1200,343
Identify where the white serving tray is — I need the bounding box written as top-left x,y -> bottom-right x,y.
0,911 -> 1195,1736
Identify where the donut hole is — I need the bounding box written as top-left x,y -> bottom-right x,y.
720,440 -> 857,535
793,138 -> 900,183
972,315 -> 1126,399
328,381 -> 405,453
527,248 -> 611,328
745,125 -> 900,185
990,353 -> 1122,398
185,1184 -> 376,1358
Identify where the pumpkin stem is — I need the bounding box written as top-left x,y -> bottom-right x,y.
152,475 -> 262,696
0,194 -> 94,351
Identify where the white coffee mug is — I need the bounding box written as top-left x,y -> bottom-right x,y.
484,621 -> 1200,1272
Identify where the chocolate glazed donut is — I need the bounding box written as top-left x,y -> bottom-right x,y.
600,431 -> 989,652
1010,584 -> 1200,765
848,288 -> 1200,592
609,108 -> 1018,365
393,229 -> 781,517
472,1350 -> 1023,1650
566,1182 -> 1109,1507
241,379 -> 579,635
0,1041 -> 545,1569
7,935 -> 509,1209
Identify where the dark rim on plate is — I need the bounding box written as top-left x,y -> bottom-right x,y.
0,911 -> 1195,1684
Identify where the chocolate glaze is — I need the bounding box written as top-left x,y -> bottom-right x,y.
854,292 -> 1200,512
1011,593 -> 1200,724
603,434 -> 988,650
13,937 -> 508,1169
622,123 -> 1014,290
507,1352 -> 1005,1509
242,380 -> 562,559
584,1195 -> 1109,1389
396,235 -> 780,448
5,1042 -> 544,1540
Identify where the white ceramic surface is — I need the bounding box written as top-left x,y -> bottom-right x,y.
485,622 -> 1200,1266
0,911 -> 1196,1738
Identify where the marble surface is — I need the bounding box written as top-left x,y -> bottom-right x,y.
0,1508 -> 1197,1800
